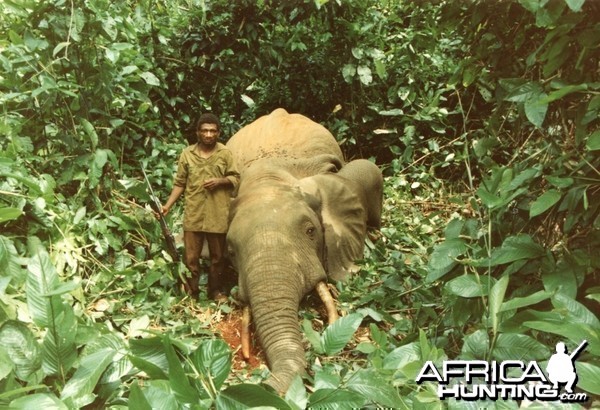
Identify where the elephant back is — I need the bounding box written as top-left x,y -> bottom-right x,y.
227,108 -> 344,172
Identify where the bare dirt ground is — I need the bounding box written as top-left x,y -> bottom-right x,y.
214,309 -> 266,371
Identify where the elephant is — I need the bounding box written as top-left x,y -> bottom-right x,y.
225,108 -> 383,393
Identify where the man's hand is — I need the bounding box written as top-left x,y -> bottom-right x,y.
154,205 -> 169,219
159,185 -> 183,218
203,178 -> 226,191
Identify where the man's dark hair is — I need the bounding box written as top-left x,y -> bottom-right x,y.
197,113 -> 221,130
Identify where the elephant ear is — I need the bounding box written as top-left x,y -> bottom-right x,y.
298,174 -> 367,281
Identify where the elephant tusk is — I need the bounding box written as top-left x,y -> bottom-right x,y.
316,281 -> 339,324
241,306 -> 251,360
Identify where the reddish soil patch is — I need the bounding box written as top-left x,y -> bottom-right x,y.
216,310 -> 265,371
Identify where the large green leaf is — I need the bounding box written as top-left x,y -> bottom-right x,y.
542,37 -> 571,75
60,345 -> 120,408
0,207 -> 22,223
445,274 -> 495,298
489,275 -> 509,336
101,354 -> 134,388
128,355 -> 168,380
0,320 -> 41,381
128,382 -> 152,410
551,293 -> 600,328
314,368 -> 342,390
118,178 -> 151,201
587,130 -> 600,151
240,94 -> 255,108
26,237 -> 62,328
342,64 -> 356,83
501,310 -> 553,335
25,237 -> 79,381
215,384 -> 292,409
481,234 -> 545,267
133,380 -> 180,410
0,172 -> 43,196
88,149 -> 108,189
534,1 -> 566,27
344,368 -> 401,407
191,339 -> 232,391
383,342 -> 422,372
42,308 -> 77,377
140,71 -> 160,86
524,93 -> 548,128
80,118 -> 98,150
321,313 -> 364,356
460,329 -> 490,360
302,319 -> 324,354
42,281 -> 80,297
285,376 -> 308,410
523,322 -> 600,356
491,333 -> 549,361
545,175 -> 574,188
565,0 -> 585,11
129,337 -> 169,378
542,262 -> 578,298
500,79 -> 542,102
426,238 -> 468,282
507,166 -> 541,191
8,393 -> 68,410
477,184 -> 529,212
307,388 -> 366,410
163,336 -> 200,403
0,235 -> 26,283
0,345 -> 13,380
499,289 -> 553,312
543,83 -> 587,103
575,362 -> 600,395
530,189 -> 561,217
357,65 -> 372,85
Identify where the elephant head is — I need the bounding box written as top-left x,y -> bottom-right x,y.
226,156 -> 382,392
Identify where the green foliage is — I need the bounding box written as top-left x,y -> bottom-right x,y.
1,0 -> 599,408
303,312 -> 365,355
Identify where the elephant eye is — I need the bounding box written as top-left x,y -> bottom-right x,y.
306,226 -> 315,237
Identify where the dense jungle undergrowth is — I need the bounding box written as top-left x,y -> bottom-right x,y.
1,0 -> 599,408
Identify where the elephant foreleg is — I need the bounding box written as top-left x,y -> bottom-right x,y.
316,281 -> 339,324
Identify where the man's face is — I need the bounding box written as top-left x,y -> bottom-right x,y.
197,123 -> 220,148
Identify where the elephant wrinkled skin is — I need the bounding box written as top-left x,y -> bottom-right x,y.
226,108 -> 383,393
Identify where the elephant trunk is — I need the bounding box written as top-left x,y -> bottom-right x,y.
243,255 -> 311,393
241,281 -> 339,392
252,297 -> 305,393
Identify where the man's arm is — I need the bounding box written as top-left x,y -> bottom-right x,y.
204,150 -> 240,191
203,177 -> 234,191
162,185 -> 185,215
223,150 -> 240,191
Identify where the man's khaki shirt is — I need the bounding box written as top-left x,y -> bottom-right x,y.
173,142 -> 239,233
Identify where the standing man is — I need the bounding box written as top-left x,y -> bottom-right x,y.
161,113 -> 239,300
